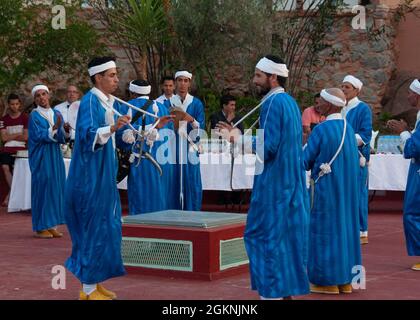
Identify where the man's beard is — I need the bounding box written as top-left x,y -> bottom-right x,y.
255,80 -> 271,97
256,86 -> 270,97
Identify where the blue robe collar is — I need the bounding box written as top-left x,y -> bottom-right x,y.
342,96 -> 360,117
263,86 -> 285,100
174,93 -> 194,112
35,106 -> 55,127
90,87 -> 115,126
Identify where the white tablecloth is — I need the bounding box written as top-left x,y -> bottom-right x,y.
368,154 -> 411,191
8,158 -> 127,212
199,153 -> 255,191
7,153 -> 411,212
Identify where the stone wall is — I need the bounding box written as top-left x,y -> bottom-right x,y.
309,4 -> 398,116
3,3 -> 417,123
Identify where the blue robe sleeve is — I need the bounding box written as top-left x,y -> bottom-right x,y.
188,99 -> 205,142
255,96 -> 281,161
404,130 -> 420,160
114,101 -> 133,152
29,112 -> 65,144
303,128 -> 321,171
193,99 -> 205,130
188,100 -> 205,129
357,104 -> 372,146
77,96 -> 106,153
54,111 -> 67,144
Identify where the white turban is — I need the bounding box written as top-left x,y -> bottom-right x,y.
256,57 -> 289,78
175,71 -> 192,80
88,60 -> 117,77
409,79 -> 420,95
343,75 -> 363,91
31,84 -> 49,97
129,81 -> 151,95
320,89 -> 346,107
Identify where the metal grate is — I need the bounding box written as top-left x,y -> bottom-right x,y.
219,237 -> 249,270
122,237 -> 193,271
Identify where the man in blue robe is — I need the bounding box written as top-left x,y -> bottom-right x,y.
217,55 -> 309,299
341,75 -> 372,245
117,79 -> 174,214
304,88 -> 361,294
28,84 -> 68,239
64,57 -> 131,300
387,78 -> 420,271
164,71 -> 205,211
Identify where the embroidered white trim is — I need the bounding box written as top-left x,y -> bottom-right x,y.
315,119 -> 347,183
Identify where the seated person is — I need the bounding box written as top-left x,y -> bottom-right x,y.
0,94 -> 29,206
302,93 -> 325,144
210,94 -> 244,134
209,95 -> 245,206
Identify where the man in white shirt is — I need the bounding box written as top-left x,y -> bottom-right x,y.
54,85 -> 81,140
155,76 -> 175,106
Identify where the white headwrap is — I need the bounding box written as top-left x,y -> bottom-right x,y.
129,81 -> 151,95
320,89 -> 346,107
88,60 -> 117,77
31,84 -> 49,97
409,79 -> 420,96
256,57 -> 289,77
343,75 -> 363,91
175,71 -> 192,80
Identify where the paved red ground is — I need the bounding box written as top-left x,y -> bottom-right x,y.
0,205 -> 418,300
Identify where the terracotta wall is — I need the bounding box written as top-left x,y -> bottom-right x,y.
380,9 -> 420,122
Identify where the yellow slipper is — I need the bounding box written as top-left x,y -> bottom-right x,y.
338,284 -> 353,293
411,263 -> 420,271
97,284 -> 117,300
34,230 -> 53,239
310,284 -> 339,295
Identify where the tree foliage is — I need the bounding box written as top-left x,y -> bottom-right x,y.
86,0 -> 171,96
0,0 -> 106,96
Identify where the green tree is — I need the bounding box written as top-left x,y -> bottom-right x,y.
169,0 -> 269,94
87,0 -> 171,97
0,0 -> 106,97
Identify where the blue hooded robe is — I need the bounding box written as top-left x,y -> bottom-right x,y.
244,89 -> 310,298
64,89 -> 126,284
304,115 -> 362,285
116,97 -> 171,214
28,108 -> 66,232
164,95 -> 205,211
402,120 -> 420,256
344,99 -> 372,233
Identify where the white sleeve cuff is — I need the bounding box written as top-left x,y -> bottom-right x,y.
70,129 -> 76,140
192,120 -> 200,129
355,133 -> 365,146
122,129 -> 136,144
94,126 -> 113,148
400,131 -> 412,143
48,128 -> 57,142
